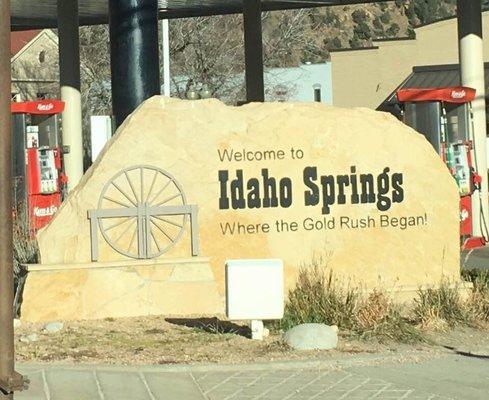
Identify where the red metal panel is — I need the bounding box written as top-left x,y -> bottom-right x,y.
11,100 -> 65,115
396,87 -> 476,104
28,193 -> 61,231
462,236 -> 486,250
460,195 -> 472,236
26,148 -> 40,195
53,148 -> 62,170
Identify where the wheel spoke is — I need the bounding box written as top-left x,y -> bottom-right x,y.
154,192 -> 182,207
145,170 -> 158,203
140,167 -> 144,205
111,181 -> 137,206
113,218 -> 136,243
152,215 -> 184,228
148,177 -> 172,205
150,226 -> 162,252
103,196 -> 131,208
150,219 -> 175,243
126,223 -> 137,253
104,217 -> 134,232
99,166 -> 187,258
125,171 -> 139,204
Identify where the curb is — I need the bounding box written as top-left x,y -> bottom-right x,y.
17,349 -> 444,374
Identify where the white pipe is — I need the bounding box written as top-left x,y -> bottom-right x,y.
460,33 -> 488,238
60,85 -> 84,191
162,19 -> 171,97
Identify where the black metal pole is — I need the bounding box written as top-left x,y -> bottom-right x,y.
57,0 -> 84,190
109,0 -> 161,127
243,0 -> 265,102
457,0 -> 482,41
457,0 -> 488,237
58,0 -> 81,91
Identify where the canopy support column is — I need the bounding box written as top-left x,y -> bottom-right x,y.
57,0 -> 84,190
0,0 -> 23,398
243,0 -> 265,102
109,0 -> 161,127
457,0 -> 489,240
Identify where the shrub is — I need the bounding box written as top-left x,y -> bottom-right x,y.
412,281 -> 470,328
352,9 -> 368,24
380,11 -> 391,24
281,263 -> 424,343
386,23 -> 400,37
463,269 -> 489,322
13,203 -> 39,317
355,290 -> 423,343
373,16 -> 383,30
280,261 -> 358,331
330,37 -> 342,49
354,22 -> 372,40
349,38 -> 363,49
13,203 -> 39,270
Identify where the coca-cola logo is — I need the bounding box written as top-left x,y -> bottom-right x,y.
36,103 -> 54,111
451,90 -> 466,99
33,205 -> 58,217
460,208 -> 469,221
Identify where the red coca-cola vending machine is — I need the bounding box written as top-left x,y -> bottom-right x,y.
11,100 -> 68,232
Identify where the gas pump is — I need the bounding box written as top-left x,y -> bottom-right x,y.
396,87 -> 486,250
11,100 -> 68,232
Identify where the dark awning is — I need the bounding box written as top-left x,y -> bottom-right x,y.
378,63 -> 489,115
11,0 -> 387,30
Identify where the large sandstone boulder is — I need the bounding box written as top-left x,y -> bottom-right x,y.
28,97 -> 460,320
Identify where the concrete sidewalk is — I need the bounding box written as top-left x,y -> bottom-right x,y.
16,350 -> 488,400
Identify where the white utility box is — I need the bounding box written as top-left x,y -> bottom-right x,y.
90,115 -> 113,163
225,259 -> 284,321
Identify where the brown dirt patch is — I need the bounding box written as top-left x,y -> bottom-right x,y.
15,316 -> 489,365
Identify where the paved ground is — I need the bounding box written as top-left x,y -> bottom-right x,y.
16,350 -> 489,400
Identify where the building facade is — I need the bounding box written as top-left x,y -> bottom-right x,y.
331,12 -> 489,110
11,29 -> 59,101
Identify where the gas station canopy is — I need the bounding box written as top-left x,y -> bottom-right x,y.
11,0 -> 383,30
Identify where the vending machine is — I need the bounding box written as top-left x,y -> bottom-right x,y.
396,87 -> 486,249
11,100 -> 68,232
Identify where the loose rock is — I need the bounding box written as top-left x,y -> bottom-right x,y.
19,333 -> 39,343
283,323 -> 338,351
44,321 -> 64,333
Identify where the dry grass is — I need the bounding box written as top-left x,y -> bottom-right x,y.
412,281 -> 470,329
280,262 -> 423,343
463,270 -> 489,324
356,290 -> 390,330
281,264 -> 489,343
280,261 -> 358,331
411,272 -> 489,330
355,290 -> 423,343
13,203 -> 39,269
13,203 -> 39,317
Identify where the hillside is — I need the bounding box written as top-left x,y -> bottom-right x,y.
79,1 -> 485,109
264,0 -> 460,65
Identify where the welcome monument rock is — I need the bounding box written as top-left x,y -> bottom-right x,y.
21,97 -> 461,321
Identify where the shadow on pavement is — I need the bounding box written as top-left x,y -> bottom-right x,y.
166,317 -> 251,338
444,345 -> 489,360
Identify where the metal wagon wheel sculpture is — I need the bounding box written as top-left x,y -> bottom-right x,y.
97,165 -> 189,259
